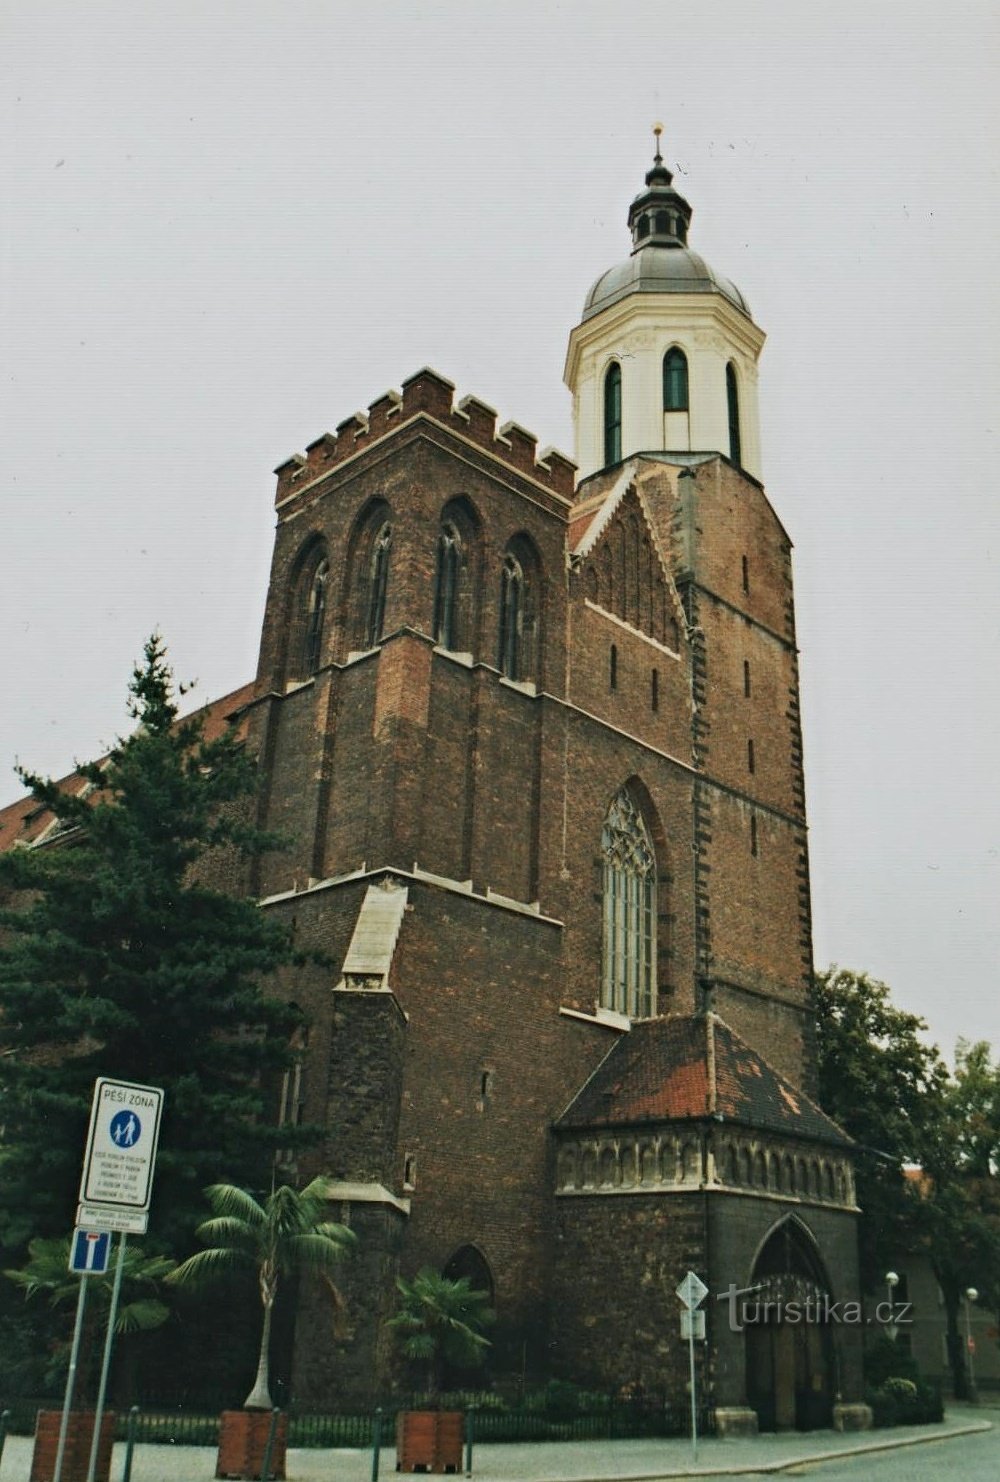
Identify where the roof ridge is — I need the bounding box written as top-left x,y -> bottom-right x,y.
708,1011 -> 851,1143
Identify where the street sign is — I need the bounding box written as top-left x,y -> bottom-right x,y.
676,1270 -> 709,1310
76,1203 -> 149,1235
78,1077 -> 163,1213
69,1229 -> 112,1275
680,1309 -> 706,1340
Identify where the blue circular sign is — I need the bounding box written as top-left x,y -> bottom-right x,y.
109,1109 -> 142,1148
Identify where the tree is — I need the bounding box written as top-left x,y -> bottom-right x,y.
919,1040 -> 1000,1398
4,1236 -> 175,1400
813,967 -> 948,1289
388,1268 -> 494,1400
0,636 -> 310,1260
166,1179 -> 356,1409
814,969 -> 1000,1399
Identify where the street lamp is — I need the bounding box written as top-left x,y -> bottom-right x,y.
884,1271 -> 899,1343
964,1287 -> 978,1403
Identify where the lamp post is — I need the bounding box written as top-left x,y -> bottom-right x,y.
884,1271 -> 899,1343
964,1287 -> 978,1403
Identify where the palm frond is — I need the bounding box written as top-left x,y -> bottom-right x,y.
115,1298 -> 170,1334
202,1183 -> 265,1226
167,1246 -> 251,1289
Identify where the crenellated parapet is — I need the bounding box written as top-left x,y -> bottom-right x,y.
273,367 -> 577,504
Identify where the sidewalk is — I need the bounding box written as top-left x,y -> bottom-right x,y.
0,1409 -> 994,1482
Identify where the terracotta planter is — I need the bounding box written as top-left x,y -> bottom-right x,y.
30,1409 -> 115,1482
215,1409 -> 288,1480
395,1410 -> 463,1474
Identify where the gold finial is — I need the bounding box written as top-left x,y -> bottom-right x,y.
652,121 -> 664,163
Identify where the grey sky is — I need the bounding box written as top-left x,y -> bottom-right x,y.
3,1 -> 998,1059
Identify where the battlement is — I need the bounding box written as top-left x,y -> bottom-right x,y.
274,368 -> 577,503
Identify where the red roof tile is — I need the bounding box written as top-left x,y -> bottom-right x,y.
557,1014 -> 851,1147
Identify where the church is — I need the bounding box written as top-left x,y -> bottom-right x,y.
3,142 -> 868,1432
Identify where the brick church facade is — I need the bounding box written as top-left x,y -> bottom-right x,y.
2,146 -> 867,1430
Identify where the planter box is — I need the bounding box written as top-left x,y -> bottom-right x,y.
395,1410 -> 463,1474
216,1410 -> 288,1480
30,1410 -> 115,1482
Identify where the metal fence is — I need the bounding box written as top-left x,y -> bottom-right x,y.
2,1393 -> 716,1448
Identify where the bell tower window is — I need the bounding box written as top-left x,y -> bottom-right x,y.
601,789 -> 656,1019
604,363 -> 622,466
498,552 -> 524,680
365,523 -> 392,648
433,523 -> 461,650
663,348 -> 689,412
726,362 -> 742,467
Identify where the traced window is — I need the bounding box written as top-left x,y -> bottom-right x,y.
604,362 -> 622,466
365,522 -> 392,648
662,348 -> 689,412
726,362 -> 742,466
275,1020 -> 308,1172
498,552 -> 523,679
433,522 -> 461,649
302,558 -> 329,675
601,789 -> 656,1018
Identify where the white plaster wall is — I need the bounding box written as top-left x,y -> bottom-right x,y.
565,295 -> 766,481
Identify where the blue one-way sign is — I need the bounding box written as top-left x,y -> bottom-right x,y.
69,1228 -> 112,1275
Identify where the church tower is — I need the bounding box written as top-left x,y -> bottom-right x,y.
565,128 -> 765,480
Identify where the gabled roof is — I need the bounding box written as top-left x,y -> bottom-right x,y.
556,1013 -> 851,1148
0,681 -> 255,853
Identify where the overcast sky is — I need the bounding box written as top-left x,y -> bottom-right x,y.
3,1 -> 998,1061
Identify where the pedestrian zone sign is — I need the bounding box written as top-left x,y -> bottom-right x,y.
70,1229 -> 112,1275
78,1077 -> 164,1213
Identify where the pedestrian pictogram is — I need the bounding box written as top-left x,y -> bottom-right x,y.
69,1229 -> 112,1275
109,1109 -> 141,1147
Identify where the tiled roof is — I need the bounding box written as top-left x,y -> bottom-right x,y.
557,1013 -> 851,1148
0,681 -> 255,853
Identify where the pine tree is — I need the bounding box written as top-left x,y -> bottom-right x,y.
0,636 -> 309,1259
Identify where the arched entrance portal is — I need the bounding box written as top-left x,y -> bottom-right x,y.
745,1219 -> 835,1432
440,1246 -> 495,1389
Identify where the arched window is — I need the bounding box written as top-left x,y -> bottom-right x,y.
364,522 -> 392,647
663,348 -> 689,412
603,362 -> 622,466
498,552 -> 524,679
433,523 -> 462,649
302,558 -> 328,675
601,789 -> 656,1018
726,362 -> 742,466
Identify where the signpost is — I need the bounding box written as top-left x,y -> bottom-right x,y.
53,1078 -> 163,1482
675,1270 -> 708,1464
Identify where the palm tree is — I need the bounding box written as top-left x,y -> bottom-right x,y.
166,1178 -> 356,1410
5,1236 -> 176,1400
388,1268 -> 494,1401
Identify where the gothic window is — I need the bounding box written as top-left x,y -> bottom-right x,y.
433,522 -> 461,649
364,522 -> 392,647
726,361 -> 742,466
604,362 -> 622,466
663,348 -> 689,412
302,558 -> 329,675
601,789 -> 656,1018
498,552 -> 523,679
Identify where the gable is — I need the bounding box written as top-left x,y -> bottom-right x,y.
575,481 -> 685,651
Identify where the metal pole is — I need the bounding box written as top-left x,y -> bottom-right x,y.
0,1409 -> 11,1470
85,1233 -> 127,1482
688,1324 -> 698,1464
259,1408 -> 281,1482
370,1406 -> 383,1482
464,1406 -> 475,1478
120,1406 -> 140,1482
965,1298 -> 977,1402
53,1273 -> 90,1482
